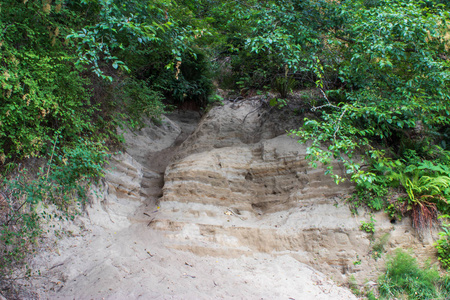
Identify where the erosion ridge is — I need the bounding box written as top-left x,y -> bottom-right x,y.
27,99 -> 436,299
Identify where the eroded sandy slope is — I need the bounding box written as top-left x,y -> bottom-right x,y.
26,100 -> 436,299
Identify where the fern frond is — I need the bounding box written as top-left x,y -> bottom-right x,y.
419,176 -> 450,195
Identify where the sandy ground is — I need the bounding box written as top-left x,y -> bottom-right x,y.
17,108 -> 358,299
29,218 -> 356,300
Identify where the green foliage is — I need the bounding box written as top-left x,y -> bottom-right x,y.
383,150 -> 450,228
290,0 -> 450,195
372,233 -> 390,260
151,48 -> 213,107
274,76 -> 297,98
350,176 -> 390,213
49,139 -> 111,205
360,222 -> 375,234
0,0 -> 208,165
378,249 -> 449,299
348,275 -> 361,296
350,149 -> 450,228
114,78 -> 165,130
208,94 -> 224,106
385,203 -> 403,222
388,160 -> 450,206
360,215 -> 376,234
435,215 -> 450,270
0,0 -> 95,160
269,98 -> 289,109
198,0 -> 330,90
0,175 -> 41,276
0,139 -> 110,277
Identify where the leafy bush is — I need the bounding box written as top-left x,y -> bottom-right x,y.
200,0 -> 329,91
350,174 -> 390,213
0,0 -> 202,165
208,94 -> 224,106
378,249 -> 450,299
48,139 -> 111,207
113,78 -> 165,130
0,0 -> 103,162
289,1 -> 450,224
151,48 -> 213,108
332,146 -> 450,228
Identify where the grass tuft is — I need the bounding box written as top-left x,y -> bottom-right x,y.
378,249 -> 449,299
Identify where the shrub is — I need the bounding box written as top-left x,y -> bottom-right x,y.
0,0 -> 98,162
114,78 -> 165,130
48,139 -> 111,208
346,148 -> 450,229
150,48 -> 213,109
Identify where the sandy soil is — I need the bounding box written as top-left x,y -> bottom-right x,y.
17,107 -> 359,299
29,219 -> 355,299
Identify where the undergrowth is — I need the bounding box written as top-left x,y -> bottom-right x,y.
0,139 -> 110,284
347,146 -> 450,272
378,249 -> 450,299
435,215 -> 450,270
371,233 -> 390,260
348,147 -> 450,229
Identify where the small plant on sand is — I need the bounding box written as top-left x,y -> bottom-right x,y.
360,215 -> 376,234
348,275 -> 361,296
371,233 -> 390,260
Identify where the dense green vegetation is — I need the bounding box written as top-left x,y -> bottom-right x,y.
2,0 -> 450,296
351,249 -> 450,299
378,249 -> 450,299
